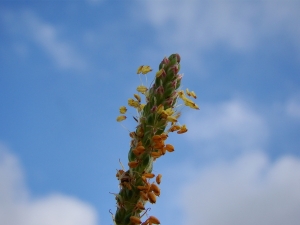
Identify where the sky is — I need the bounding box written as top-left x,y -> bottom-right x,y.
0,0 -> 300,225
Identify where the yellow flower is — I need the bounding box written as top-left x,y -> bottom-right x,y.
164,108 -> 174,116
178,90 -> 187,100
183,98 -> 200,110
179,90 -> 199,110
128,98 -> 140,108
116,115 -> 126,122
136,85 -> 148,94
137,66 -> 143,74
142,65 -> 152,74
137,65 -> 152,74
161,110 -> 168,118
173,112 -> 181,119
186,88 -> 197,99
138,104 -> 145,112
166,116 -> 177,123
156,69 -> 165,78
134,94 -> 141,102
186,88 -> 190,95
161,108 -> 175,118
157,104 -> 164,114
119,106 -> 127,114
190,91 -> 197,99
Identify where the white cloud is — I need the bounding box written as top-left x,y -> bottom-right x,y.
24,11 -> 87,70
25,195 -> 97,225
2,10 -> 87,71
286,96 -> 300,119
179,152 -> 300,225
0,144 -> 98,225
185,99 -> 268,156
139,1 -> 300,65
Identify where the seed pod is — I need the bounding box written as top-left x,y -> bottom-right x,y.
137,186 -> 149,191
150,183 -> 160,196
135,201 -> 145,210
152,135 -> 162,141
143,173 -> 155,178
140,191 -> 148,201
128,161 -> 139,168
160,133 -> 168,140
156,174 -> 162,184
148,192 -> 156,204
150,151 -> 162,158
132,149 -> 142,156
148,216 -> 161,224
130,216 -> 142,224
164,144 -> 174,152
136,146 -> 145,153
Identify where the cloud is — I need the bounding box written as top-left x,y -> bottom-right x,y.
0,143 -> 98,225
139,1 -> 300,64
185,99 -> 268,156
1,10 -> 87,71
286,95 -> 300,119
180,152 -> 300,225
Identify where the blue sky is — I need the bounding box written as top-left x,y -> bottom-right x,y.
0,1 -> 300,225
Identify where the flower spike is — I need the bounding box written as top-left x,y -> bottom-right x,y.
113,54 -> 199,225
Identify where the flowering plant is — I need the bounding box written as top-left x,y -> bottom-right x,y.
113,54 -> 199,225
